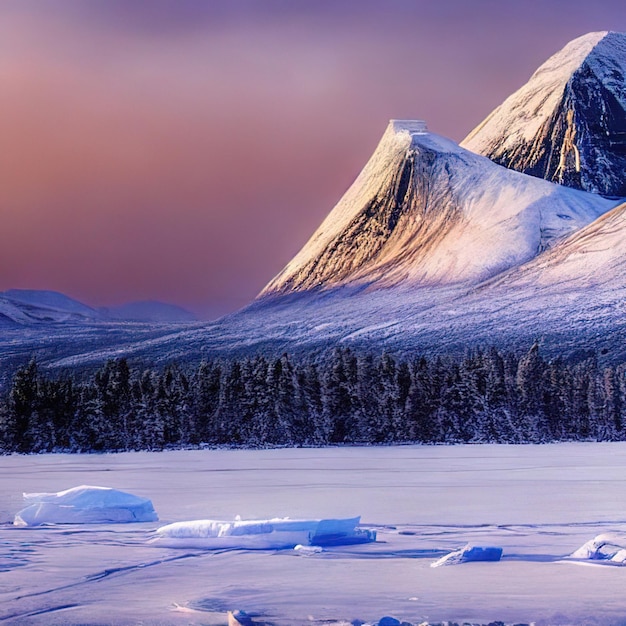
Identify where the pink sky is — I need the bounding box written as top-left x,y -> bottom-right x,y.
1,1 -> 625,317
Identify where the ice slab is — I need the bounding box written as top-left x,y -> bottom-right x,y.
14,485 -> 158,526
294,544 -> 323,555
227,610 -> 254,626
153,516 -> 375,549
431,544 -> 503,567
570,533 -> 626,564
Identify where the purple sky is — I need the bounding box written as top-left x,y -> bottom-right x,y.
1,1 -> 625,317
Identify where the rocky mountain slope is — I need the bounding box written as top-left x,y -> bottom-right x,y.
462,31 -> 626,197
262,120 -> 615,298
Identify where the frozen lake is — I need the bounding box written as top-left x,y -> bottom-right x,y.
2,443 -> 626,625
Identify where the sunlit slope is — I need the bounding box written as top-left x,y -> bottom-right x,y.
482,199 -> 626,295
261,120 -> 614,298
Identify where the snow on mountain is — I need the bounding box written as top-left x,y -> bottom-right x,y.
478,199 -> 626,303
0,289 -> 100,323
2,289 -> 98,316
261,120 -> 615,298
462,31 -> 626,197
0,290 -> 197,325
0,297 -> 45,325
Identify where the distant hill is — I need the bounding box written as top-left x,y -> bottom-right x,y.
0,290 -> 196,325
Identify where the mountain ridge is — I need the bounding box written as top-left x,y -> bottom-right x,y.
261,120 -> 615,299
0,289 -> 197,324
3,31 -> 626,369
462,31 -> 626,196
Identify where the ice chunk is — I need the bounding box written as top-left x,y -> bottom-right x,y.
570,533 -> 626,564
155,518 -> 307,549
153,516 -> 374,550
294,544 -> 323,555
377,618 -> 402,626
14,485 -> 158,526
228,610 -> 254,626
431,544 -> 503,567
311,517 -> 376,546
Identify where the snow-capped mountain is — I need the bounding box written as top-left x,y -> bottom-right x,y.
261,120 -> 615,298
0,290 -> 196,325
3,32 -> 626,369
462,31 -> 626,197
2,289 -> 97,316
0,289 -> 101,324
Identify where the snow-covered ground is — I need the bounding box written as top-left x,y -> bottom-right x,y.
2,444 -> 626,625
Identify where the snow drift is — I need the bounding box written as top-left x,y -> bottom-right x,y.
14,485 -> 158,526
153,516 -> 375,549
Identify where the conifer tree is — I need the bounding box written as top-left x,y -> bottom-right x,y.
8,359 -> 40,452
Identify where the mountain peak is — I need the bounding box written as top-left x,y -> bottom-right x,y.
389,119 -> 428,134
1,289 -> 97,316
260,121 -> 614,300
462,31 -> 626,196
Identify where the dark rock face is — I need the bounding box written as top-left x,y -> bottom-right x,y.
564,58 -> 626,195
467,32 -> 626,197
273,145 -> 462,294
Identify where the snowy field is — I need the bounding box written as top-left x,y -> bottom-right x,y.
1,444 -> 626,625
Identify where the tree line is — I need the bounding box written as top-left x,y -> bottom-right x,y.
0,344 -> 625,454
